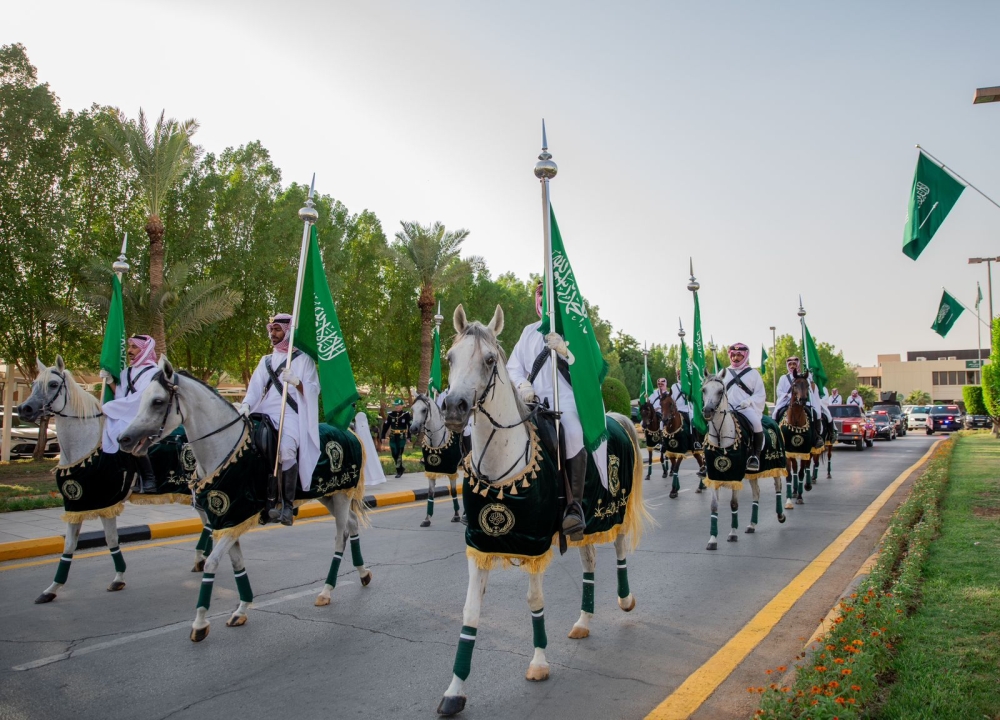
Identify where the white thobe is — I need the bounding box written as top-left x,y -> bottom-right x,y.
507,321 -> 608,487
102,365 -> 158,453
773,372 -> 795,417
243,351 -> 320,490
723,366 -> 766,432
847,395 -> 865,411
826,393 -> 843,406
670,383 -> 692,418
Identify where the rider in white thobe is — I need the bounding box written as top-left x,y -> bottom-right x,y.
648,378 -> 670,423
102,335 -> 160,491
239,314 -> 320,525
826,388 -> 843,406
847,390 -> 865,411
721,342 -> 766,471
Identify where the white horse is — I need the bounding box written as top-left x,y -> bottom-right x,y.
410,393 -> 464,526
117,357 -> 372,642
434,305 -> 650,717
17,357 -> 213,604
701,374 -> 785,551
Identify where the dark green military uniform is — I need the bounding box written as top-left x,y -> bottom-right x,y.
380,405 -> 412,478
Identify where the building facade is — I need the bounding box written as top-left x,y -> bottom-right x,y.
855,349 -> 989,405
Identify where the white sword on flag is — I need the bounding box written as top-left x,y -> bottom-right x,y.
535,120 -> 561,472
273,175 -> 318,481
102,233 -> 130,406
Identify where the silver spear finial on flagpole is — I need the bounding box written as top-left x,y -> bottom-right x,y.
798,296 -> 807,371
535,120 -> 561,470
113,233 -> 130,278
687,258 -> 699,292
678,317 -> 686,339
434,300 -> 443,329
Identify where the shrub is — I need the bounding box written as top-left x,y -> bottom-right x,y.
963,385 -> 986,416
602,377 -> 631,416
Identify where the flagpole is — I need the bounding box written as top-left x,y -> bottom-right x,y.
798,297 -> 808,374
687,259 -> 701,373
915,145 -> 1000,212
103,233 -> 130,406
942,286 -> 992,328
535,120 -> 561,471
432,301 -> 443,398
709,336 -> 718,374
273,175 -> 318,479
977,283 -> 983,373
642,342 -> 649,402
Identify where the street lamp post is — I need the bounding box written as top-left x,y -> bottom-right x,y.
968,256 -> 1000,349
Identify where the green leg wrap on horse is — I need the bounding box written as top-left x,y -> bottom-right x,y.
785,477 -> 792,499
197,573 -> 215,610
751,501 -> 759,525
710,513 -> 718,538
195,526 -> 213,554
427,498 -> 435,517
326,552 -> 343,587
582,571 -> 595,614
775,491 -> 783,515
234,569 -> 253,603
109,546 -> 126,573
731,509 -> 739,530
451,486 -> 460,513
53,554 -> 72,584
812,466 -> 818,481
531,608 -> 547,649
671,474 -> 680,493
453,625 -> 477,681
616,560 -> 630,599
349,534 -> 364,567
827,458 -> 832,474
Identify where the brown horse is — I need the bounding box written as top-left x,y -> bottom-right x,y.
658,393 -> 706,498
781,374 -> 813,509
639,401 -> 665,479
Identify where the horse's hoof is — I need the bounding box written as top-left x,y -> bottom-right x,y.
669,491 -> 678,499
778,514 -> 786,523
226,614 -> 247,628
107,580 -> 126,592
34,592 -> 56,604
706,541 -> 717,551
784,501 -> 794,510
618,594 -> 636,612
525,663 -> 550,682
805,483 -> 812,492
192,560 -> 205,573
568,625 -> 590,639
796,498 -> 804,505
695,487 -> 703,494
827,474 -> 832,479
727,535 -> 738,543
745,526 -> 755,534
451,515 -> 461,523
360,571 -> 373,587
315,594 -> 331,607
420,519 -> 431,527
661,470 -> 668,478
190,625 -> 210,642
436,695 -> 466,717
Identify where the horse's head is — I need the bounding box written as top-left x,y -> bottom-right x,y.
17,356 -> 68,423
791,372 -> 811,406
659,392 -> 679,426
442,303 -> 505,433
701,372 -> 727,419
409,393 -> 432,435
640,401 -> 657,428
118,356 -> 182,456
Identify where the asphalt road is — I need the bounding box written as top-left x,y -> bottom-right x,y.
0,434 -> 936,720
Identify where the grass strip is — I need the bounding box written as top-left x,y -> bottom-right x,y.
754,438 -> 955,718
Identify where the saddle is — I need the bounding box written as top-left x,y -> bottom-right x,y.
249,413 -> 278,473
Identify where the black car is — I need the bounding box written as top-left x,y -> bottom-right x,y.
871,411 -> 896,440
926,405 -> 961,434
871,403 -> 906,436
964,414 -> 991,429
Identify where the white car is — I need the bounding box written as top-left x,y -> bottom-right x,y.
0,410 -> 60,458
907,405 -> 930,430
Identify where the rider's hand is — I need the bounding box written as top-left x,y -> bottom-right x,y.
99,369 -> 113,381
544,332 -> 575,364
517,381 -> 537,404
736,400 -> 750,411
237,402 -> 250,417
280,370 -> 301,387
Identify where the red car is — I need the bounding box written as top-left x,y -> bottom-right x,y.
829,404 -> 875,450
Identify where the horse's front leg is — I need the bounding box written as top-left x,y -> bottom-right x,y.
668,456 -> 680,498
226,540 -> 252,628
422,478 -> 436,527
773,475 -> 786,523
746,479 -> 760,533
316,495 -> 347,606
35,521 -> 82,603
645,448 -> 652,479
525,570 -> 550,681
694,453 -> 706,492
614,534 -> 635,611
190,533 -> 236,642
784,462 -> 794,510
101,516 -> 127,591
727,488 -> 739,543
660,446 -> 668,477
437,556 -> 490,717
569,544 -> 596,639
192,501 -> 212,572
449,477 -> 461,521
826,446 -> 833,479
348,504 -> 372,586
796,461 -> 805,504
707,487 -> 719,550
806,456 -> 815,491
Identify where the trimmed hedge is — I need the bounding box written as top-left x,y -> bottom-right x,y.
602,377 -> 631,416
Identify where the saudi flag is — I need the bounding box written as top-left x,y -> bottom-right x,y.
539,206 -> 609,453
99,274 -> 126,403
976,282 -> 983,311
294,226 -> 360,430
680,335 -> 707,434
639,362 -> 654,407
759,346 -> 768,375
802,323 -> 828,397
429,323 -> 442,397
930,289 -> 964,338
902,152 -> 965,261
688,292 -> 707,433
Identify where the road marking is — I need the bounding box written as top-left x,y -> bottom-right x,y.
0,499 -> 433,572
644,438 -> 942,720
11,583 -> 351,671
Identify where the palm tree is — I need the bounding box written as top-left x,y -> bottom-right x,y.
393,221 -> 473,391
99,108 -> 199,349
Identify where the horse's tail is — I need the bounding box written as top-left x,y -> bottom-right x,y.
609,412 -> 657,552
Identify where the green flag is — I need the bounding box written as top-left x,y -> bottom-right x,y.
539,206 -> 609,453
902,152 -> 965,261
680,335 -> 707,434
99,274 -> 126,403
639,362 -> 654,407
759,346 -> 768,375
429,323 -> 442,397
930,289 -> 964,338
692,293 -> 706,375
294,226 -> 360,430
976,282 -> 983,311
802,323 -> 828,397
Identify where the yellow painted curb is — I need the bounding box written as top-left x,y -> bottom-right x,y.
148,518 -> 203,539
644,438 -> 942,720
374,490 -> 417,506
0,537 -> 65,563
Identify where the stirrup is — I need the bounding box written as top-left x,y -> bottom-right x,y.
746,456 -> 760,472
562,503 -> 585,536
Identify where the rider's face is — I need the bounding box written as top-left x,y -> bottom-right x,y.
268,325 -> 285,346
127,344 -> 140,364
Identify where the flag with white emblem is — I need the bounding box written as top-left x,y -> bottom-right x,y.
903,152 -> 965,261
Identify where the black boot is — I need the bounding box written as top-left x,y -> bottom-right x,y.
812,418 -> 825,448
746,431 -> 764,472
269,465 -> 297,526
137,455 -> 157,493
562,451 -> 587,539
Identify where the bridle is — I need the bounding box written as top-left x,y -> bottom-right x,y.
147,371 -> 247,454
36,370 -> 102,419
702,377 -> 738,446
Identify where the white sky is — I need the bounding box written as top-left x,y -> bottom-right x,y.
6,0 -> 1000,365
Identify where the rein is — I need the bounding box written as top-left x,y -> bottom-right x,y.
39,371 -> 102,420
467,361 -> 535,485
150,371 -> 247,457
702,379 -> 739,448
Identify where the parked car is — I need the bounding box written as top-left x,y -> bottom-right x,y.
0,410 -> 60,458
907,405 -> 930,430
964,413 -> 991,429
872,403 -> 906,436
829,404 -> 875,450
871,411 -> 896,440
926,405 -> 961,434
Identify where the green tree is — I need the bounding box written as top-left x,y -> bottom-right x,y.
980,318 -> 1000,437
392,221 -> 473,392
99,108 -> 199,349
601,377 -> 631,416
904,389 -> 932,405
963,385 -> 986,416
855,385 -> 878,407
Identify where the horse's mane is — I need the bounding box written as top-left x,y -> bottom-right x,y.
61,369 -> 101,417
454,321 -> 529,421
161,369 -> 237,410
